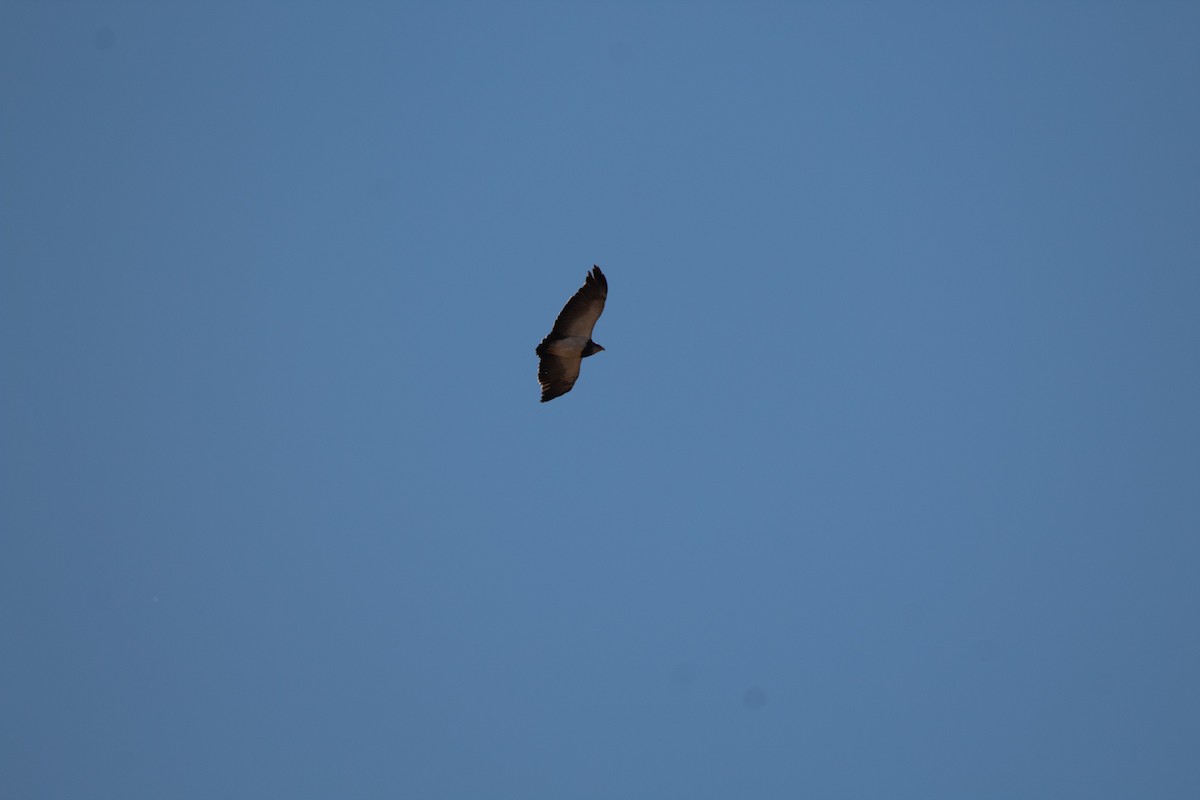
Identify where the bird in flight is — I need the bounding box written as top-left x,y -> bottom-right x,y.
536,265 -> 608,402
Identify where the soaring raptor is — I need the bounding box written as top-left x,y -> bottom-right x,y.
536,266 -> 608,402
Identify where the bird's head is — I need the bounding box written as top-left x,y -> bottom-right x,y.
582,340 -> 605,357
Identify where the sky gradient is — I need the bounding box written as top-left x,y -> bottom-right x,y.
3,2 -> 1199,798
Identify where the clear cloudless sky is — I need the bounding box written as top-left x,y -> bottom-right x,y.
3,2 -> 1198,798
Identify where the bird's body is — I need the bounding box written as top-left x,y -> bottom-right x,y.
540,336 -> 591,357
536,266 -> 607,402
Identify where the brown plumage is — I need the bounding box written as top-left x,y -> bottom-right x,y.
536,266 -> 608,402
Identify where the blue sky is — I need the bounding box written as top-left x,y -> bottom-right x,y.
3,2 -> 1199,798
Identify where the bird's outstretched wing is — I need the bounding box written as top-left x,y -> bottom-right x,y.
536,350 -> 582,402
548,266 -> 607,339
